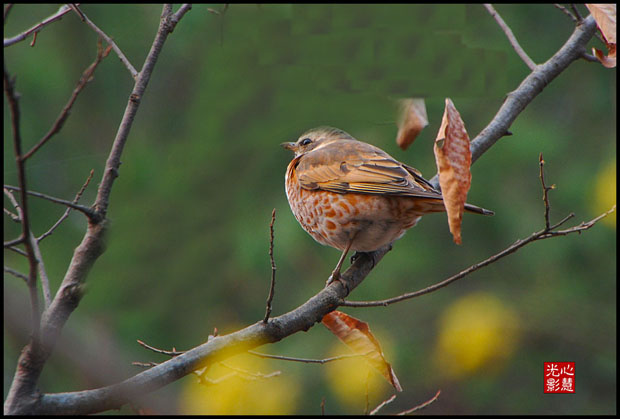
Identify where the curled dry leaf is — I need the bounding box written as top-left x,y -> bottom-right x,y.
586,4 -> 617,68
433,98 -> 472,245
322,310 -> 402,392
396,98 -> 428,150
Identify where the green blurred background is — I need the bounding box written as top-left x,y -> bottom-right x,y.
4,4 -> 616,415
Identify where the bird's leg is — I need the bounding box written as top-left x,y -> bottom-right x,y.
326,238 -> 354,288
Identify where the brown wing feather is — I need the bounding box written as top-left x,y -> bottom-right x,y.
296,139 -> 443,200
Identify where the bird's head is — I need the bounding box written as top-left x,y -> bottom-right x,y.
281,126 -> 355,157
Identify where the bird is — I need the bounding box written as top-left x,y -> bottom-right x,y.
281,126 -> 493,286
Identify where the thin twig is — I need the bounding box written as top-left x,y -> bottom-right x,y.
136,339 -> 183,357
484,4 -> 537,71
539,153 -> 553,230
553,4 -> 579,23
7,245 -> 27,256
263,208 -> 277,323
4,207 -> 20,222
29,232 -> 51,309
4,266 -> 29,282
23,40 -> 112,160
396,390 -> 441,415
248,350 -> 369,364
38,169 -> 94,242
219,362 -> 281,380
72,5 -> 138,79
570,4 -> 583,21
369,394 -> 397,415
4,3 -> 13,21
3,185 -> 96,218
4,4 -> 76,47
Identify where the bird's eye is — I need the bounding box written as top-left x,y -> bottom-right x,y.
300,138 -> 312,146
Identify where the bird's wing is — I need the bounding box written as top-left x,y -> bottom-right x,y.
296,140 -> 443,199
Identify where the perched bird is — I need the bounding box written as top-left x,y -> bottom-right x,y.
282,127 -> 493,285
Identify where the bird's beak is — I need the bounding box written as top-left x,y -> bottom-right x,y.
280,141 -> 296,151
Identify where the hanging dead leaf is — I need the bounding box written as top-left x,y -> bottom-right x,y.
586,4 -> 617,68
396,98 -> 428,150
593,45 -> 617,68
433,98 -> 472,245
322,311 -> 402,392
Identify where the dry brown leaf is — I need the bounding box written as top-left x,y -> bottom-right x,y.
396,98 -> 428,150
586,4 -> 617,68
586,4 -> 616,44
322,311 -> 402,392
593,45 -> 617,68
433,98 -> 472,245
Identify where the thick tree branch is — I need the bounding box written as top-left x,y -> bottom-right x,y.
23,252 -> 383,414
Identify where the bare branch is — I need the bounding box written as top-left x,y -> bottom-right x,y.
484,4 -> 537,71
263,208 -> 277,323
22,40 -> 112,160
29,232 -> 51,309
4,207 -> 20,222
38,170 -> 94,242
248,350 -> 370,364
554,4 -> 579,23
4,4 -> 75,47
4,266 -> 28,282
369,394 -> 397,415
539,153 -> 553,230
396,390 -> 441,415
570,4 -> 583,21
3,185 -> 96,218
136,339 -> 183,357
4,3 -> 13,21
73,5 -> 138,79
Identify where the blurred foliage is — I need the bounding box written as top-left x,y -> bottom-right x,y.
3,4 -> 616,415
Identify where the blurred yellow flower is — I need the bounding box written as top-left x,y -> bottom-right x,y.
324,341 -> 391,409
592,159 -> 616,228
180,352 -> 300,415
434,292 -> 519,379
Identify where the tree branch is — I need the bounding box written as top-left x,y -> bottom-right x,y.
3,4 -> 75,47
263,208 -> 277,323
484,4 -> 537,70
22,40 -> 112,160
3,185 -> 96,219
73,5 -> 138,79
37,169 -> 94,243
